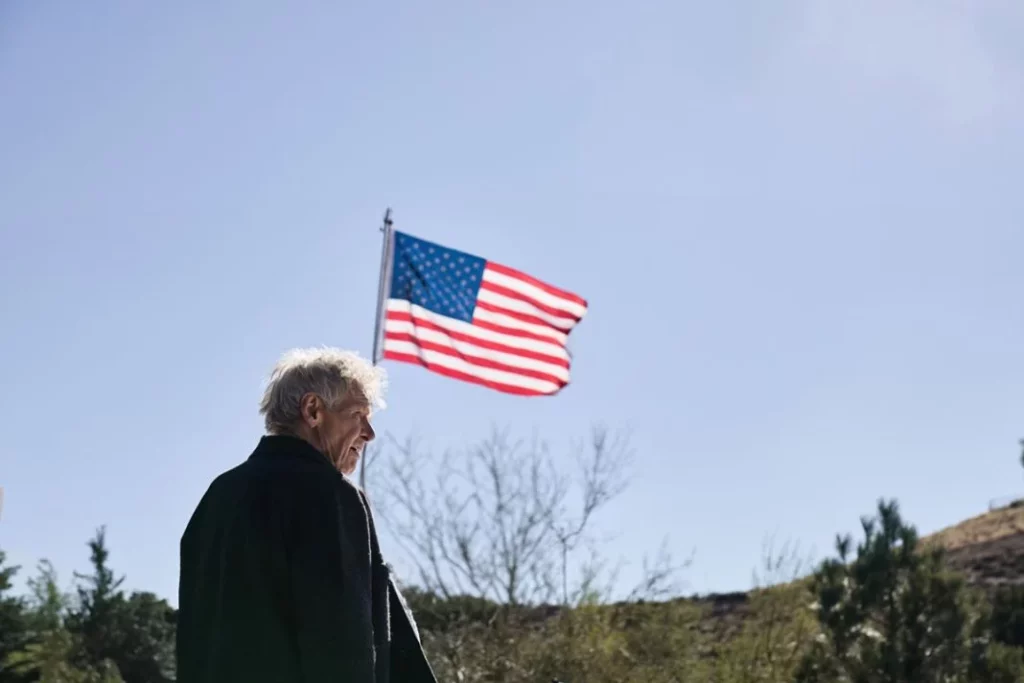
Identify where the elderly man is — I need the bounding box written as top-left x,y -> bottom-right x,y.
176,347 -> 436,683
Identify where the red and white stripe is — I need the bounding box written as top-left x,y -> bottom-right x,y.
382,262 -> 588,395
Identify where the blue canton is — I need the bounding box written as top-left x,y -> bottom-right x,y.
388,231 -> 486,322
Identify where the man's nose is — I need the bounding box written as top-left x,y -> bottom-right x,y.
363,418 -> 375,442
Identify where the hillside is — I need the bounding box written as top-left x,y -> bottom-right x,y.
684,499 -> 1024,636
926,499 -> 1024,588
405,502 -> 1024,681
405,500 -> 1024,644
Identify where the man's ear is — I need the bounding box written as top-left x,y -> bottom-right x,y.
299,393 -> 322,428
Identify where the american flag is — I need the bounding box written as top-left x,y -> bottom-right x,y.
378,231 -> 588,396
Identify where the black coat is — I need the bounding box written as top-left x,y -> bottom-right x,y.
176,435 -> 437,683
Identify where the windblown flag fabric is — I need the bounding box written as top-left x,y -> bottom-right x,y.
380,231 -> 588,396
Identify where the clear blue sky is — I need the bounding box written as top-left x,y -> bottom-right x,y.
2,1 -> 1023,604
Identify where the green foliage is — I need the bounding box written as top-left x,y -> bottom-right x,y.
1,529 -> 174,683
0,551 -> 31,683
6,629 -> 123,683
971,642 -> 1024,683
67,527 -> 125,674
6,495 -> 1024,682
419,598 -> 712,683
407,497 -> 1024,682
26,561 -> 67,633
712,584 -> 817,683
415,591 -> 815,683
794,498 -> 1024,683
105,593 -> 175,683
65,529 -> 175,683
4,557 -> 124,683
990,585 -> 1024,648
400,586 -> 501,632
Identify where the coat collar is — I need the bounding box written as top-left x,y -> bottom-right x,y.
249,434 -> 333,470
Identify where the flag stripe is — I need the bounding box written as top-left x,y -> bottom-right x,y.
476,288 -> 577,330
481,268 -> 588,319
383,351 -> 556,396
473,300 -> 572,340
382,341 -> 564,395
479,279 -> 582,325
485,261 -> 587,308
384,317 -> 570,370
467,313 -> 569,347
383,332 -> 569,384
472,303 -> 569,344
385,300 -> 570,359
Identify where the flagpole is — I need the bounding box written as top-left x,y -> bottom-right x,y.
364,208 -> 394,492
371,208 -> 395,365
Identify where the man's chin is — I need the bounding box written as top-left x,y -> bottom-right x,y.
339,450 -> 360,476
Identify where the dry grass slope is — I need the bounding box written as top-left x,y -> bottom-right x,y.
683,500 -> 1024,642
923,499 -> 1024,588
923,500 -> 1024,551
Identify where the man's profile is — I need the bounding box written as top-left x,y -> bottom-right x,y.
176,347 -> 436,682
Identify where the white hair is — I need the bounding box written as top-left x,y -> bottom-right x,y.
258,347 -> 387,434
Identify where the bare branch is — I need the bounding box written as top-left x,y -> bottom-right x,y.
369,424 -> 639,607
752,535 -> 814,589
625,537 -> 692,602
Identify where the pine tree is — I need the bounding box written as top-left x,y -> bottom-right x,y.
989,585 -> 1024,648
0,549 -> 30,683
69,526 -> 125,667
6,557 -> 127,683
795,499 -> 1024,683
65,528 -> 174,683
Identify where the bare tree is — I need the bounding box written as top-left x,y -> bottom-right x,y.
369,425 -> 658,606
624,538 -> 692,602
358,441 -> 383,492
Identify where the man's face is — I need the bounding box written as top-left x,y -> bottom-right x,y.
307,386 -> 375,476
